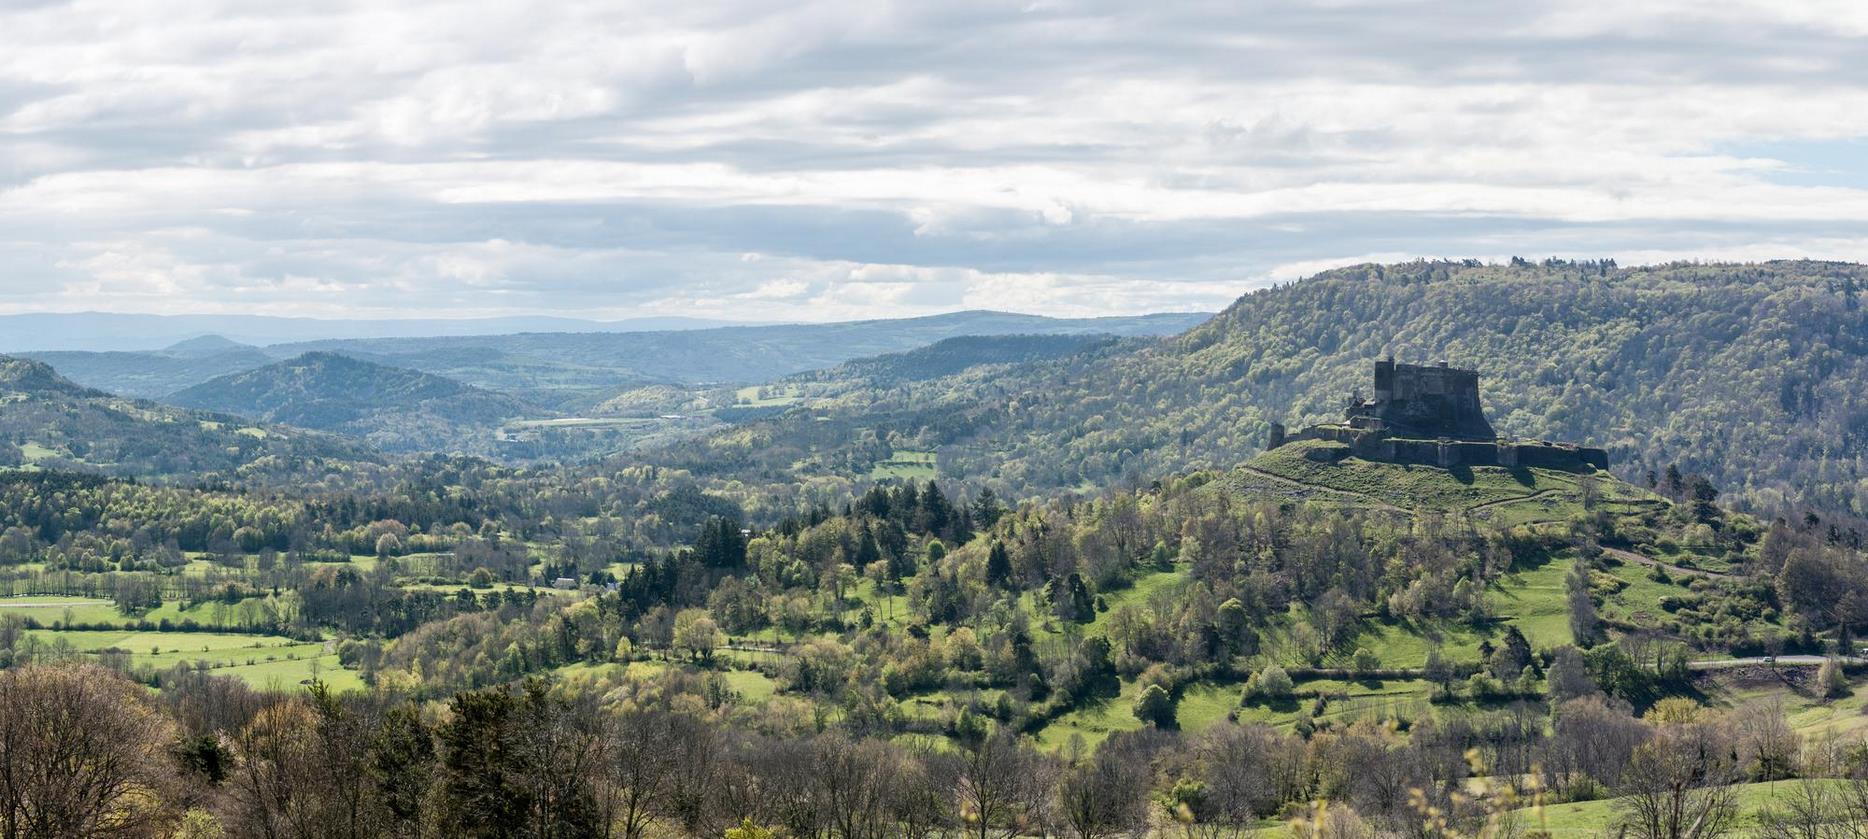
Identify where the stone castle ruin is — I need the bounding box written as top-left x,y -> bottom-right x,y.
1269,357 -> 1608,471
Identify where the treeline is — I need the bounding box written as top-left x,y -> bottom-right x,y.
8,662 -> 1868,838
0,460 -> 751,575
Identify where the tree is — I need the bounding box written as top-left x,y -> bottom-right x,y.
0,665 -> 180,837
695,517 -> 748,569
1546,645 -> 1599,703
597,709 -> 682,839
1616,724 -> 1740,839
1423,649 -> 1456,698
435,681 -> 602,839
956,731 -> 1042,839
1055,745 -> 1150,838
1133,683 -> 1176,728
1817,657 -> 1848,698
985,543 -> 1013,589
1567,558 -> 1603,647
971,488 -> 1006,529
673,609 -> 723,663
1247,665 -> 1294,701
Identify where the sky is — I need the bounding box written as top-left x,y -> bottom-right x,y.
4,1 -> 1868,322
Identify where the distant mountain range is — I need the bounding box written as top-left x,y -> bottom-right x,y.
26,310 -> 1213,412
0,312 -> 760,352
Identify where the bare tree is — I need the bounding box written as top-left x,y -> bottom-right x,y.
956,730 -> 1044,839
0,665 -> 181,838
1055,740 -> 1150,838
1615,723 -> 1741,839
595,708 -> 682,839
1756,779 -> 1846,839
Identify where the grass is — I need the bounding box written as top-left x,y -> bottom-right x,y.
1239,440 -> 1654,523
735,385 -> 803,407
20,628 -> 361,691
1487,556 -> 1576,650
1528,780 -> 1851,836
1598,556 -> 1699,629
1702,672 -> 1868,740
1036,678 -> 1146,751
869,449 -> 938,480
17,442 -> 58,463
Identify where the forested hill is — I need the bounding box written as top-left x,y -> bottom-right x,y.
167,352 -> 537,453
797,333 -> 1129,386
0,355 -> 377,481
661,260 -> 1868,518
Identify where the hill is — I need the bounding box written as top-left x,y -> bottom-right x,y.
272,310 -> 1212,411
656,260 -> 1868,518
25,310 -> 1211,412
0,355 -> 374,481
167,353 -> 539,454
798,333 -> 1128,386
26,338 -> 277,399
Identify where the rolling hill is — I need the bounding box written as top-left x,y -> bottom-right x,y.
268,310 -> 1212,411
0,355 -> 375,481
652,259 -> 1868,519
27,336 -> 278,398
795,333 -> 1128,386
167,353 -> 539,454
26,310 -> 1211,413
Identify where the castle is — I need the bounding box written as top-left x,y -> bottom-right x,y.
1269,357 -> 1608,471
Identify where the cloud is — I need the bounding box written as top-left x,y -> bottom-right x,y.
0,0 -> 1866,320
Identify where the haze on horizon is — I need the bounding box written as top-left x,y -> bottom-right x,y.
4,1 -> 1868,323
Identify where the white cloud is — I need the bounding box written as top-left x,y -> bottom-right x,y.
1,0 -> 1867,320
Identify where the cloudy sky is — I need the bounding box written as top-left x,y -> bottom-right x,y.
3,1 -> 1868,321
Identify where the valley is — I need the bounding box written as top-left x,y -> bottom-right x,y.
1,261 -> 1866,836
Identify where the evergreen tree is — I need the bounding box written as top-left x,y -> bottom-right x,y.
985,542 -> 1013,589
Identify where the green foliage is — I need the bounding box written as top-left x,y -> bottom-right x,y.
1132,682 -> 1175,728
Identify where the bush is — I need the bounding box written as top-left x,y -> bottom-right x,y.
1133,683 -> 1176,728
1244,664 -> 1294,703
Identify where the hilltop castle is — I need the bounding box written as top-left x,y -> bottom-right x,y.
1269,357 -> 1608,471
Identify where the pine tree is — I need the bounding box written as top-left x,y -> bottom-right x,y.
986,542 -> 1013,589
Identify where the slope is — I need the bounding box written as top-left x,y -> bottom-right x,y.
0,355 -> 375,481
167,352 -> 539,454
654,260 -> 1868,517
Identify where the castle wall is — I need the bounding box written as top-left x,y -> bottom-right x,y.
1286,425 -> 1606,473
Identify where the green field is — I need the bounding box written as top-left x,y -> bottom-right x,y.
735,385 -> 804,407
869,449 -> 938,479
1486,556 -> 1576,649
21,628 -> 361,691
1526,780 -> 1851,837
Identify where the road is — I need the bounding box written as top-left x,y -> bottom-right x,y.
1688,655 -> 1863,670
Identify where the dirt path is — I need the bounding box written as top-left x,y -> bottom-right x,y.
1465,487 -> 1564,512
1602,547 -> 1731,579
